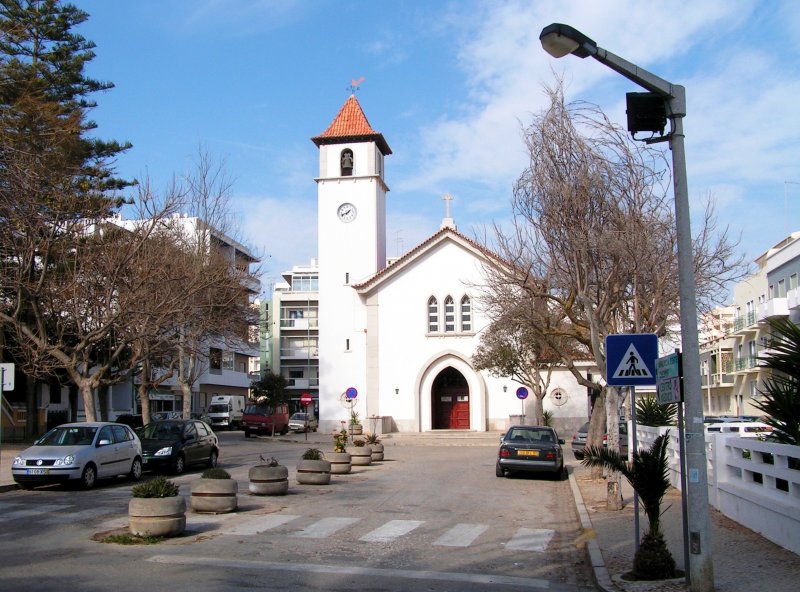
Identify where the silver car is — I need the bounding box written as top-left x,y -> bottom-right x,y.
288,412 -> 318,433
12,422 -> 143,490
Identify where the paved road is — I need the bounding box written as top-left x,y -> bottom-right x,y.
0,432 -> 595,591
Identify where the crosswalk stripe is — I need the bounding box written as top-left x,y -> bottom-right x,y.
506,528 -> 555,552
433,523 -> 489,547
224,514 -> 299,536
293,517 -> 359,538
359,519 -> 424,543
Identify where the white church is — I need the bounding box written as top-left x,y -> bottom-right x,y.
298,94 -> 596,434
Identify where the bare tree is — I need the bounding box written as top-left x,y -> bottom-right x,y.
480,78 -> 746,502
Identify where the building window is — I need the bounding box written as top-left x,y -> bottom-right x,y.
222,351 -> 234,370
790,273 -> 798,291
341,149 -> 354,176
209,347 -> 222,372
427,297 -> 439,332
291,274 -> 318,292
444,296 -> 455,332
777,279 -> 785,298
460,296 -> 472,332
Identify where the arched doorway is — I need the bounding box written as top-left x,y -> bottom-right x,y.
431,367 -> 470,429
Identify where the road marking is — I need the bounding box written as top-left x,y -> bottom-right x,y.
433,523 -> 489,547
146,554 -> 551,589
224,514 -> 299,536
293,516 -> 359,538
359,519 -> 423,542
506,528 -> 555,552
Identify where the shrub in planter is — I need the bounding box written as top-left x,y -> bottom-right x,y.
349,410 -> 363,435
249,456 -> 289,496
191,468 -> 238,513
350,438 -> 372,466
297,448 -> 331,485
129,477 -> 186,537
364,432 -> 384,461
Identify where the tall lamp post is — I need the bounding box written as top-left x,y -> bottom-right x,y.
539,23 -> 713,592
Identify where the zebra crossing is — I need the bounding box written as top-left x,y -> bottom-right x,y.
0,498 -> 556,553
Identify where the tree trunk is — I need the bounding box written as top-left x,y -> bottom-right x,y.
588,389 -> 606,479
138,381 -> 151,426
80,380 -> 96,422
605,386 -> 623,510
532,394 -> 544,425
180,381 -> 192,419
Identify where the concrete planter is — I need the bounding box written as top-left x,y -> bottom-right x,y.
190,478 -> 238,513
328,452 -> 352,474
296,459 -> 331,485
370,442 -> 384,462
350,446 -> 373,466
128,496 -> 186,537
248,464 -> 289,495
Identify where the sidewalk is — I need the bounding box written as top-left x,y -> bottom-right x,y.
570,462 -> 800,591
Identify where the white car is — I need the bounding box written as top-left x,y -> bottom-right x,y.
12,422 -> 143,490
288,412 -> 318,433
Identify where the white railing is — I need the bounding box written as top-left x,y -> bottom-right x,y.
635,425 -> 800,555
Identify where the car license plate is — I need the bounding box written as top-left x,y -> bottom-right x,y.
517,450 -> 539,457
26,468 -> 49,475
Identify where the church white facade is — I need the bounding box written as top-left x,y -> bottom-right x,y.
308,95 -> 595,434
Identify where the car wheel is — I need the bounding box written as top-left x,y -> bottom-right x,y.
573,451 -> 584,460
495,462 -> 505,478
207,450 -> 218,468
173,454 -> 185,475
244,429 -> 250,438
81,464 -> 97,490
18,483 -> 35,491
281,425 -> 289,435
129,458 -> 143,482
560,465 -> 569,481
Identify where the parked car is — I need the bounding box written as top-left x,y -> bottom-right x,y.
11,422 -> 143,490
242,403 -> 289,437
288,412 -> 318,433
115,414 -> 144,429
137,419 -> 219,475
496,425 -> 565,479
571,421 -> 629,460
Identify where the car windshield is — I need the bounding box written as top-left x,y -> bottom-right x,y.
290,413 -> 308,421
506,428 -> 555,443
37,426 -> 97,446
208,404 -> 229,413
245,405 -> 271,416
139,422 -> 183,439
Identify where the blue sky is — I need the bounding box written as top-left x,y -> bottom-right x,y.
76,0 -> 800,299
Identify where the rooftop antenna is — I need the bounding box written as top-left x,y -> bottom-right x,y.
395,230 -> 405,257
348,76 -> 365,94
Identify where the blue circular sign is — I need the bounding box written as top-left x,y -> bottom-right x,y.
516,387 -> 529,400
345,387 -> 358,400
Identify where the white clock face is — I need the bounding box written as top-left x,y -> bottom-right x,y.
337,202 -> 357,222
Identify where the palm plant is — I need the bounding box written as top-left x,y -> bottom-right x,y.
582,433 -> 677,580
756,318 -> 800,445
635,395 -> 677,426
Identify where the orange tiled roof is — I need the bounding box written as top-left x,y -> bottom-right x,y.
312,95 -> 392,154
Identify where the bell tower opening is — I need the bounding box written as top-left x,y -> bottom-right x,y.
340,148 -> 353,176
431,367 -> 470,430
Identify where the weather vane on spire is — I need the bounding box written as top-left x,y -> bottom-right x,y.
348,76 -> 365,94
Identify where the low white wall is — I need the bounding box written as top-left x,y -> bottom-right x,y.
635,425 -> 800,555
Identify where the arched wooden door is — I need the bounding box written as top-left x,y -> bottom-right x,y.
431,367 -> 470,430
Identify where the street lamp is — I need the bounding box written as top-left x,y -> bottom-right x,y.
540,23 -> 714,592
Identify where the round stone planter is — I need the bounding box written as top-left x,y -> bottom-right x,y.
350,446 -> 373,466
190,478 -> 238,513
128,496 -> 186,537
328,452 -> 352,474
349,424 -> 363,436
249,464 -> 289,495
370,442 -> 384,462
296,459 -> 331,485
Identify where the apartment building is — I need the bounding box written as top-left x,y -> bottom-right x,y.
265,260 -> 320,414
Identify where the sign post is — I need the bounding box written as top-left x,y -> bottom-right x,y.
605,334 -> 657,553
515,387 -> 528,422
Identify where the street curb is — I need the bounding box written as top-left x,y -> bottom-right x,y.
568,467 -> 615,592
0,483 -> 19,493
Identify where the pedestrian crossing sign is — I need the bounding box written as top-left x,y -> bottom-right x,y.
605,334 -> 658,386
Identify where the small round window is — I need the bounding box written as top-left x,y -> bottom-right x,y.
550,389 -> 568,406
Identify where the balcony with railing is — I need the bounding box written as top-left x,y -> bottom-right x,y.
280,348 -> 319,359
280,318 -> 319,330
733,311 -> 758,334
733,356 -> 760,372
757,297 -> 788,322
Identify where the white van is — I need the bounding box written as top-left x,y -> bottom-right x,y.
207,395 -> 247,431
